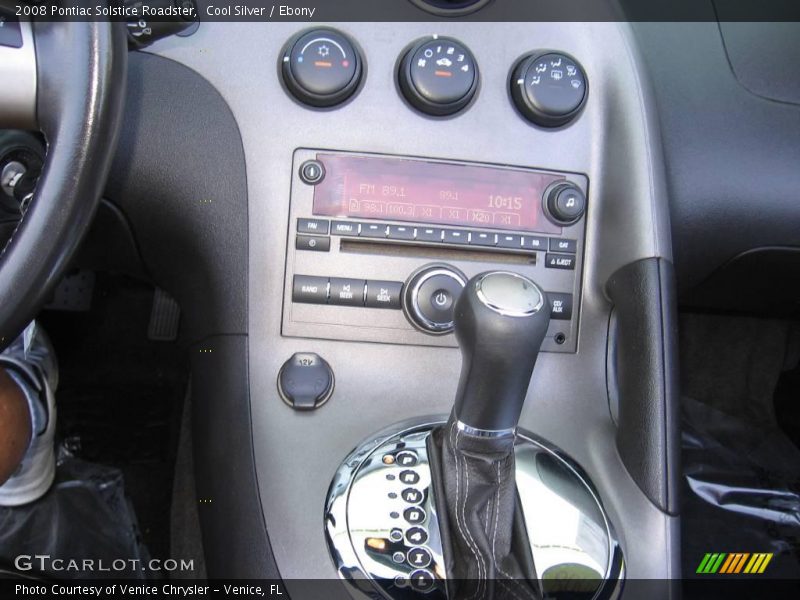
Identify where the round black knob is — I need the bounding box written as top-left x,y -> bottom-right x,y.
453,271 -> 550,432
398,37 -> 479,116
510,52 -> 587,127
403,265 -> 467,334
544,182 -> 586,225
281,28 -> 363,108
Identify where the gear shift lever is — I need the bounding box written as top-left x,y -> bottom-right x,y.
453,271 -> 550,434
427,271 -> 550,599
326,270 -> 622,599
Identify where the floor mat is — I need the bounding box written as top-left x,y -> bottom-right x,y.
679,313 -> 800,585
39,273 -> 188,561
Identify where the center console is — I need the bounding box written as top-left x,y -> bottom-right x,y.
149,11 -> 680,594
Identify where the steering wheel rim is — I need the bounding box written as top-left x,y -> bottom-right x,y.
0,13 -> 127,350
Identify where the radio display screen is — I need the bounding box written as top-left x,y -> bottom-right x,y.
311,154 -> 563,234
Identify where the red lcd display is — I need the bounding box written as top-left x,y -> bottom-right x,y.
311,154 -> 563,234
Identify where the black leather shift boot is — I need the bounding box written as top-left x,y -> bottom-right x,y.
427,412 -> 540,600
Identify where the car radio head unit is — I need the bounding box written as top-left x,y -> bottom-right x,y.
283,149 -> 587,353
311,153 -> 564,234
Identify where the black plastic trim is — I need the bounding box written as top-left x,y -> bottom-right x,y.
606,257 -> 680,515
105,52 -> 248,339
191,335 -> 279,579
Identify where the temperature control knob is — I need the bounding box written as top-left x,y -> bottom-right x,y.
403,265 -> 467,334
398,36 -> 479,116
281,28 -> 363,108
511,52 -> 587,127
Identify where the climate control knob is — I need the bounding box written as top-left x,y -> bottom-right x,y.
403,265 -> 467,334
281,28 -> 363,108
511,52 -> 587,127
398,36 -> 478,116
544,182 -> 586,225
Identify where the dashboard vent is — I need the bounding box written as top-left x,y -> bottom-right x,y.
409,0 -> 493,16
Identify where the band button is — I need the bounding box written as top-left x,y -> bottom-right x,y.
292,275 -> 328,304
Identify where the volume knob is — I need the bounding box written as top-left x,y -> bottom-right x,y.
403,265 -> 467,335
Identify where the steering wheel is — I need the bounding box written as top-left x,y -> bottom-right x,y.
0,13 -> 126,350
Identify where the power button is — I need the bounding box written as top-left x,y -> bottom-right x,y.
403,265 -> 466,335
431,289 -> 454,312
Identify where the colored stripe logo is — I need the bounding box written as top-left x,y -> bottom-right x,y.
696,553 -> 773,574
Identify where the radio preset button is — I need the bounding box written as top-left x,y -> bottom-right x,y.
296,235 -> 331,252
331,221 -> 360,235
470,232 -> 497,247
329,278 -> 365,306
549,238 -> 577,253
387,225 -> 415,240
545,253 -> 576,270
297,218 -> 329,235
497,234 -> 523,249
416,227 -> 443,243
547,293 -> 573,320
443,229 -> 469,245
365,280 -> 403,309
361,223 -> 387,238
292,275 -> 329,304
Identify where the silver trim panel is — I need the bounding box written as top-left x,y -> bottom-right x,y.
0,16 -> 37,129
